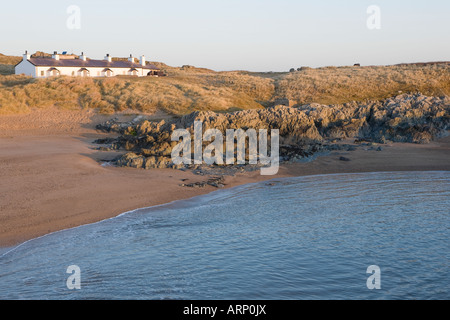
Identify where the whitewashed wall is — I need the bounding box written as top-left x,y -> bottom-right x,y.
15,60 -> 36,77
16,62 -> 152,78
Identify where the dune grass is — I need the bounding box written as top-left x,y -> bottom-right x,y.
0,72 -> 274,115
0,64 -> 15,75
0,53 -> 449,115
0,54 -> 21,65
274,64 -> 450,105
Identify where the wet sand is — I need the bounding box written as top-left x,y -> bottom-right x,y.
0,109 -> 449,247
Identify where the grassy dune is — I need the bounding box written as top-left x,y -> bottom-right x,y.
274,64 -> 450,105
0,72 -> 274,115
0,54 -> 21,76
0,53 -> 449,115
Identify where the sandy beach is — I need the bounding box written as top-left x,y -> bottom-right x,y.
0,109 -> 449,247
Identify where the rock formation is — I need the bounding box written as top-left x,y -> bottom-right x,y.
95,94 -> 449,171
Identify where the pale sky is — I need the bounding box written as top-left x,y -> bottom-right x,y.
1,0 -> 449,71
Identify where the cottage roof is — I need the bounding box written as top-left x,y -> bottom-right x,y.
27,58 -> 159,70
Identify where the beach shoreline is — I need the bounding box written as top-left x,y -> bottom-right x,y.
1,109 -> 449,247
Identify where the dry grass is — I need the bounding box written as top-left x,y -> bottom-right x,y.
0,53 -> 21,76
274,64 -> 450,105
0,53 -> 21,65
0,72 -> 274,115
1,52 -> 449,115
0,64 -> 15,75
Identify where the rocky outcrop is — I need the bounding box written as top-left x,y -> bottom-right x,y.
180,176 -> 225,188
95,94 -> 449,171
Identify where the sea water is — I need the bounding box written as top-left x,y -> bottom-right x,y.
0,171 -> 448,300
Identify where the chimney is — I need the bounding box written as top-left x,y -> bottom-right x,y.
23,50 -> 30,61
52,51 -> 60,60
80,52 -> 87,61
140,55 -> 146,66
104,54 -> 112,62
128,54 -> 134,63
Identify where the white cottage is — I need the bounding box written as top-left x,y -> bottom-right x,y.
15,51 -> 161,78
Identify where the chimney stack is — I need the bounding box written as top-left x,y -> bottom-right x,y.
23,50 -> 30,61
104,54 -> 112,63
52,51 -> 60,60
140,55 -> 146,66
80,52 -> 87,61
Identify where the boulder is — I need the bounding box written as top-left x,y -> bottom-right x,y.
116,153 -> 145,169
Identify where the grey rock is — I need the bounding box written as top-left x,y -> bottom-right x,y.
94,93 -> 448,171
